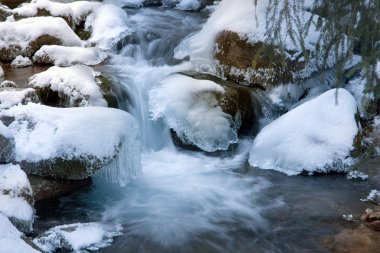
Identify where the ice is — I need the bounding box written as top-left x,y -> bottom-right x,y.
10,56 -> 33,68
149,74 -> 238,152
0,103 -> 142,186
33,222 -> 122,253
29,65 -> 107,107
174,0 -> 201,10
0,214 -> 40,253
0,164 -> 34,228
249,89 -> 358,175
85,4 -> 131,50
33,45 -> 107,66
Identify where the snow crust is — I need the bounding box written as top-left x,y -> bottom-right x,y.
85,4 -> 131,50
33,45 -> 107,66
10,56 -> 33,68
0,214 -> 40,253
249,89 -> 358,175
175,0 -> 333,75
29,65 -> 107,107
0,164 -> 34,224
0,16 -> 82,50
33,222 -> 122,253
0,88 -> 38,109
149,74 -> 237,152
0,103 -> 142,186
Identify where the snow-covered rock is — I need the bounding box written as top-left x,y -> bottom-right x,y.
0,164 -> 34,233
347,170 -> 368,181
0,104 -> 141,185
149,74 -> 238,152
67,1 -> 102,26
85,4 -> 131,50
249,88 -> 359,175
29,65 -> 107,107
10,56 -> 33,68
175,0 -> 335,87
0,88 -> 39,109
33,45 -> 107,66
0,16 -> 82,61
0,80 -> 16,88
0,65 -> 3,77
0,213 -> 40,253
33,222 -> 122,253
13,0 -> 74,27
361,190 -> 380,205
0,121 -> 15,163
0,4 -> 12,21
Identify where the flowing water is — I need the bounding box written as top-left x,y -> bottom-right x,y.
34,6 -> 379,253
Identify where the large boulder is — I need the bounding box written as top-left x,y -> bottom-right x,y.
0,104 -> 141,186
149,73 -> 261,152
249,88 -> 359,175
215,31 -> 306,88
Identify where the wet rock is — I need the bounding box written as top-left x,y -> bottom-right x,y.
215,31 -> 307,88
0,0 -> 30,9
28,175 -> 91,201
181,72 -> 262,134
360,208 -> 380,231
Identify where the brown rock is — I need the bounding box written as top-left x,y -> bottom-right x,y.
215,30 -> 306,88
0,0 -> 30,9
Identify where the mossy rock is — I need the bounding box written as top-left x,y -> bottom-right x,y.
215,30 -> 306,88
0,0 -> 30,9
98,75 -> 119,109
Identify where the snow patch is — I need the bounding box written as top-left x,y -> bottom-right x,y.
29,65 -> 107,107
10,56 -> 33,68
149,74 -> 237,152
33,222 -> 122,253
361,190 -> 380,205
347,170 -> 368,181
249,89 -> 358,175
33,45 -> 107,66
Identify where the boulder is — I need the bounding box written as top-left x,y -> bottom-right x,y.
28,175 -> 91,202
0,88 -> 40,109
215,31 -> 306,88
0,0 -> 30,9
0,4 -> 11,21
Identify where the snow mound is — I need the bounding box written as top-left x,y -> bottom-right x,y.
29,65 -> 107,107
149,74 -> 237,152
13,0 -> 73,20
0,103 -> 141,186
0,88 -> 38,109
33,222 -> 122,253
10,56 -> 33,68
175,0 -> 333,74
0,164 -> 34,231
249,88 -> 358,175
85,4 -> 131,50
33,45 -> 107,66
0,16 -> 82,50
0,214 -> 40,253
67,1 -> 103,25
0,80 -> 16,88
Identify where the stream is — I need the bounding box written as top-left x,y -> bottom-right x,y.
34,6 -> 377,253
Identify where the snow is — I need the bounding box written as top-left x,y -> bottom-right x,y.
10,56 -> 33,68
67,1 -> 103,25
104,0 -> 144,8
33,222 -> 122,252
29,65 -> 107,107
0,164 -> 34,225
33,45 -> 107,66
0,121 -> 12,139
175,0 -> 333,76
0,103 -> 141,186
377,61 -> 380,79
85,4 -> 131,50
342,214 -> 354,222
249,88 -> 358,175
149,74 -> 237,152
174,0 -> 201,10
0,214 -> 40,253
0,80 -> 16,88
361,190 -> 380,205
0,66 -> 3,77
347,170 -> 368,181
0,16 -> 82,50
13,0 -> 74,20
0,88 -> 38,109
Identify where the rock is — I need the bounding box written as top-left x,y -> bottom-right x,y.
181,72 -> 261,134
0,164 -> 34,233
0,121 -> 15,163
11,56 -> 33,68
0,80 -> 16,88
0,0 -> 30,9
360,208 -> 380,231
0,4 -> 11,21
215,31 -> 306,88
28,175 -> 91,202
0,88 -> 40,109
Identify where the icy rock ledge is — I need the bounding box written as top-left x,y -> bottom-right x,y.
249,88 -> 359,175
33,222 -> 122,253
0,104 -> 142,185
